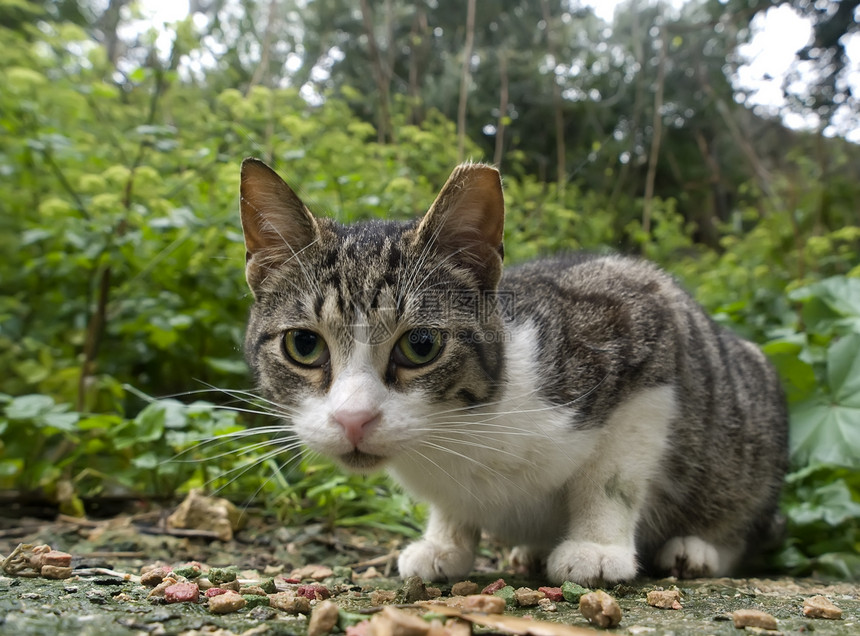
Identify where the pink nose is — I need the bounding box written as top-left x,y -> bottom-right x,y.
333,409 -> 380,446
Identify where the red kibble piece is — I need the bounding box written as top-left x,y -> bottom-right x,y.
297,584 -> 331,600
206,587 -> 228,598
481,578 -> 507,595
538,587 -> 564,603
283,577 -> 302,584
164,582 -> 200,604
43,551 -> 72,568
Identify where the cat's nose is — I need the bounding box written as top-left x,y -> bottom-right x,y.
333,409 -> 380,446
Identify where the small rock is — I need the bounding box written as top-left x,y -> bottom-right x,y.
481,578 -> 507,595
538,586 -> 564,603
370,606 -> 431,636
451,581 -> 479,596
164,582 -> 200,604
356,567 -> 383,580
731,609 -> 777,630
402,576 -> 431,603
646,589 -> 682,610
802,595 -> 842,620
166,489 -> 242,541
579,590 -> 622,629
461,594 -> 506,614
41,565 -> 73,580
269,590 -> 312,614
371,589 -> 398,605
308,599 -> 341,636
209,590 -> 246,614
250,605 -> 278,621
561,581 -> 590,603
514,587 -> 545,607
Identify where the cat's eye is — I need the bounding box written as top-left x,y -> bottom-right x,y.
282,329 -> 329,367
393,328 -> 444,368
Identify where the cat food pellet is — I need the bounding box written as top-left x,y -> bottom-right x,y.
451,581 -> 479,596
41,565 -> 73,579
148,577 -> 178,598
646,589 -> 682,610
140,566 -> 171,587
461,594 -> 506,614
493,585 -> 516,607
209,591 -> 246,614
164,582 -> 200,603
538,598 -> 557,612
481,578 -> 507,595
269,591 -> 312,613
291,564 -> 335,581
308,599 -> 341,636
514,586 -> 545,607
579,590 -> 622,628
371,589 -> 398,605
298,584 -> 331,600
242,594 -> 270,608
802,595 -> 842,620
206,587 -> 228,598
43,550 -> 72,567
731,609 -> 777,630
538,586 -> 564,602
561,581 -> 590,603
172,563 -> 202,579
345,619 -> 372,636
370,606 -> 431,636
240,584 -> 267,596
207,566 -> 238,585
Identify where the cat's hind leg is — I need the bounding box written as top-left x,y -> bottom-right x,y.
655,536 -> 740,578
547,386 -> 677,586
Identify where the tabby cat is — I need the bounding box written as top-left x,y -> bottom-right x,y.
239,158 -> 788,585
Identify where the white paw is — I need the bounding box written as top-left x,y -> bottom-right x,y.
547,540 -> 637,586
398,539 -> 475,582
510,545 -> 546,575
656,536 -> 722,578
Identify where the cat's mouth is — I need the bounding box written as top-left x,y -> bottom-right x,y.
340,450 -> 386,471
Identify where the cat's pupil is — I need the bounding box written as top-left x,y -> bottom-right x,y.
408,329 -> 435,357
293,331 -> 318,357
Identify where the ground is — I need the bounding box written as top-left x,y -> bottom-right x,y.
1,503 -> 857,636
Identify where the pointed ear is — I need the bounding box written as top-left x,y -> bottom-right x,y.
415,163 -> 505,288
240,157 -> 320,294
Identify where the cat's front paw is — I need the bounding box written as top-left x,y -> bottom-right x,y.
547,541 -> 637,586
398,539 -> 475,582
655,536 -> 727,578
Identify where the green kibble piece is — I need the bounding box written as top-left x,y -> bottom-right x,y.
208,567 -> 239,585
561,581 -> 590,603
172,566 -> 201,579
493,585 -> 517,607
259,578 -> 277,594
243,594 -> 270,609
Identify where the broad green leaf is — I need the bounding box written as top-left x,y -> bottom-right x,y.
5,394 -> 55,420
828,333 -> 860,407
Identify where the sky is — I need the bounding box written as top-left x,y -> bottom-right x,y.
136,0 -> 858,142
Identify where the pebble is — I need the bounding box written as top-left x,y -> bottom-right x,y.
579,590 -> 622,629
402,576 -> 432,603
269,591 -> 312,614
646,589 -> 682,610
140,567 -> 171,587
370,589 -> 398,605
802,595 -> 842,620
308,599 -> 341,636
731,609 -> 777,630
451,581 -> 479,596
164,582 -> 200,604
209,590 -> 246,614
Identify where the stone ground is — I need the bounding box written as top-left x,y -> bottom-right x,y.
0,506 -> 857,636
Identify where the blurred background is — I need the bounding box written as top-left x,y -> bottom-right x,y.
0,0 -> 858,578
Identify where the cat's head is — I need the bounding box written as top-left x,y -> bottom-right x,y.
240,159 -> 507,473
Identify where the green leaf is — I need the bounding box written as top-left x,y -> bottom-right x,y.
828,333 -> 860,407
5,394 -> 55,420
204,357 -> 248,375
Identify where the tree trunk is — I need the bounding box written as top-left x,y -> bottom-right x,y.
247,0 -> 279,93
408,4 -> 429,126
359,0 -> 392,144
540,0 -> 566,198
493,52 -> 509,167
642,22 -> 667,236
457,0 -> 477,162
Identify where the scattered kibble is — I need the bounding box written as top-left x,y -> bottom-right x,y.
561,581 -> 590,603
461,594 -> 506,614
370,589 -> 398,605
646,589 -> 682,610
538,586 -> 564,603
148,577 -> 178,598
40,565 -> 73,580
579,590 -> 622,629
206,587 -> 228,598
163,582 -> 200,604
537,598 -> 557,612
481,578 -> 507,595
802,595 -> 842,620
297,583 -> 331,600
269,591 -> 312,614
209,590 -> 246,614
451,581 -> 479,596
242,594 -> 270,609
140,567 -> 171,587
514,587 -> 545,607
731,609 -> 777,630
207,567 -> 239,585
240,584 -> 268,596
308,599 -> 341,636
401,576 -> 432,603
493,585 -> 516,607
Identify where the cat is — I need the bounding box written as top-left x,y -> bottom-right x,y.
238,157 -> 789,585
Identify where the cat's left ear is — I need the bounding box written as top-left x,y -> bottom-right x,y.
416,163 -> 505,288
239,158 -> 320,294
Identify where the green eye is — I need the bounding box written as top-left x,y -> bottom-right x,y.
282,329 -> 329,367
394,328 -> 444,367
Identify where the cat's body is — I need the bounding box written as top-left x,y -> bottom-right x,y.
239,159 -> 788,585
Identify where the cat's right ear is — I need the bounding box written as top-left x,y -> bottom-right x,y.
240,158 -> 320,294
